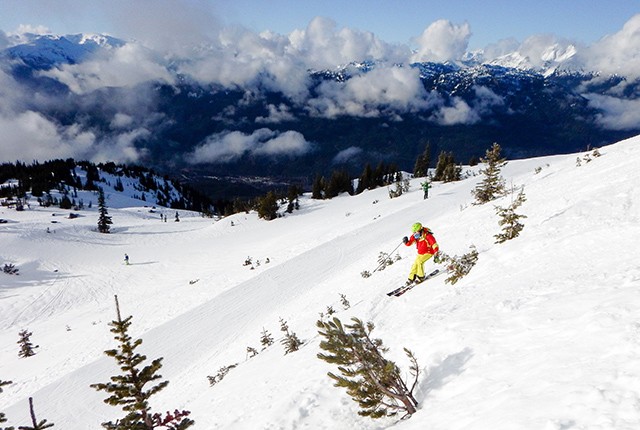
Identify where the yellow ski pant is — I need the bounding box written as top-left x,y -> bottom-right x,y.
408,253 -> 434,280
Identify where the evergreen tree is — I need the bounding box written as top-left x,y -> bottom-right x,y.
17,330 -> 38,358
16,397 -> 54,430
257,191 -> 279,221
356,163 -> 374,194
91,296 -> 194,430
412,142 -> 431,178
260,328 -> 274,349
279,318 -> 302,354
433,151 -> 460,182
324,170 -> 353,199
494,187 -> 527,243
59,193 -> 72,210
97,188 -> 112,234
311,175 -> 324,200
473,142 -> 507,204
317,317 -> 419,418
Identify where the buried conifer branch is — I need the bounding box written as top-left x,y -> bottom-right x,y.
437,246 -> 479,285
317,317 -> 419,418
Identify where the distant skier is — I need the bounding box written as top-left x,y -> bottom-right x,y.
421,180 -> 430,199
402,222 -> 439,285
124,254 -> 130,265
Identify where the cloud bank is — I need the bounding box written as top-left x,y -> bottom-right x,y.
186,128 -> 312,164
2,9 -> 640,165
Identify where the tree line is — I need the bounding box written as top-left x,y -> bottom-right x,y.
0,160 -> 214,215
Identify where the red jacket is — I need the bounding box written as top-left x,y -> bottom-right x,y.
406,228 -> 439,255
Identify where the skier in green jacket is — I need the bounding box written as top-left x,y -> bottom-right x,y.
421,181 -> 430,199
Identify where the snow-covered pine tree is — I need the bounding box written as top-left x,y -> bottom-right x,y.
279,318 -> 302,354
494,187 -> 527,243
17,330 -> 38,358
91,295 -> 194,430
317,317 -> 419,418
97,188 -> 112,234
472,142 -> 507,204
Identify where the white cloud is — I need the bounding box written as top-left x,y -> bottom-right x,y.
580,14 -> 640,79
41,43 -> 175,94
186,128 -> 312,164
333,146 -> 362,164
430,97 -> 479,125
110,113 -> 134,129
411,20 -> 471,63
253,130 -> 310,156
255,104 -> 296,124
585,94 -> 640,130
287,17 -> 409,70
307,65 -> 437,118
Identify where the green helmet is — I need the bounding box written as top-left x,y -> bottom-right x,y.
411,222 -> 422,233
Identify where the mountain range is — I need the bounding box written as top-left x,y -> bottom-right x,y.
2,32 -> 639,199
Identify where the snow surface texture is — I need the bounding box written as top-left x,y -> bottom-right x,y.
1,136 -> 640,429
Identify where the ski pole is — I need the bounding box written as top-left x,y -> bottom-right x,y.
372,240 -> 404,273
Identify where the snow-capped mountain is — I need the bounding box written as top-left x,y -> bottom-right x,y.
1,31 -> 639,200
2,33 -> 125,69
1,134 -> 639,428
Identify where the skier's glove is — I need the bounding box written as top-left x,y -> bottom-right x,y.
402,236 -> 408,244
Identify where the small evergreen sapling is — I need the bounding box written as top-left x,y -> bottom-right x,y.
17,330 -> 38,358
494,188 -> 527,244
3,264 -> 19,275
260,328 -> 274,349
339,293 -> 351,310
91,295 -> 194,429
279,318 -> 303,354
317,317 -> 419,418
246,347 -> 259,358
472,142 -> 507,204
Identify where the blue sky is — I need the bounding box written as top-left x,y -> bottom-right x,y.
1,0 -> 638,49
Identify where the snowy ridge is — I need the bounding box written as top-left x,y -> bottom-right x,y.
1,136 -> 640,428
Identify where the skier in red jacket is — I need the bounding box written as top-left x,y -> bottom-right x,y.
403,222 -> 439,285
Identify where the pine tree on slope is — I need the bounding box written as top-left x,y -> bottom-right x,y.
473,142 -> 507,204
17,330 -> 38,358
317,317 -> 419,418
97,188 -> 112,234
494,187 -> 527,243
91,295 -> 194,430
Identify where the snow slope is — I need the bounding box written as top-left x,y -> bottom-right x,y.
1,136 -> 640,429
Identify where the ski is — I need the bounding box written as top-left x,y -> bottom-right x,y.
387,268 -> 444,297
